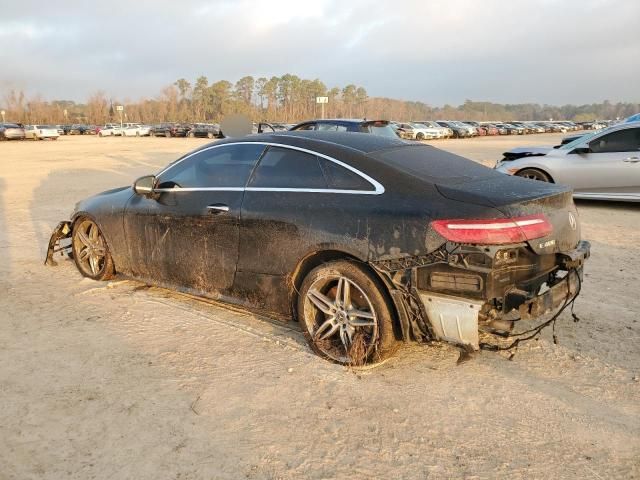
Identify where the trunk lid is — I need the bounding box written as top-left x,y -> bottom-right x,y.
435,175 -> 581,254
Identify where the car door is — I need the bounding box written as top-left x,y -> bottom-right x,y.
236,145 -> 380,312
556,127 -> 640,195
123,143 -> 266,294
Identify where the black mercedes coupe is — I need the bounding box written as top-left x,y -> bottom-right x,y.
47,131 -> 590,364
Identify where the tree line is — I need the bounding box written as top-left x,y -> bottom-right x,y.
2,74 -> 638,125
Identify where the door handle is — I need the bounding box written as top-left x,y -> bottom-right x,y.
623,157 -> 640,163
207,204 -> 229,214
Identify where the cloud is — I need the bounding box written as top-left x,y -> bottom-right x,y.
0,0 -> 638,105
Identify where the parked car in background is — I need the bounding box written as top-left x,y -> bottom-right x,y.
188,123 -> 221,138
495,122 -> 640,202
510,122 -> 535,134
98,125 -> 123,137
24,125 -> 60,140
436,121 -> 472,138
416,120 -> 453,138
67,124 -> 93,135
122,125 -> 151,137
494,123 -> 523,135
0,123 -> 26,140
286,119 -> 399,138
481,123 -> 507,135
461,121 -> 487,135
150,123 -> 191,137
394,122 -> 441,140
480,124 -> 500,136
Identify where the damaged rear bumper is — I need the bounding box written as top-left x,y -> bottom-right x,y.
375,241 -> 590,350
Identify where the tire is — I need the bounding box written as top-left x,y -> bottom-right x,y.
416,132 -> 425,141
71,217 -> 115,281
297,260 -> 397,365
516,168 -> 551,182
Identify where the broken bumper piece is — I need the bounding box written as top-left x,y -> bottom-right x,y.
45,221 -> 72,266
418,268 -> 582,350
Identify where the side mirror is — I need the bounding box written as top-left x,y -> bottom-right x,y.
133,175 -> 157,196
571,143 -> 591,154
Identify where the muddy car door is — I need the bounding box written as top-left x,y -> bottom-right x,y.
123,143 -> 266,293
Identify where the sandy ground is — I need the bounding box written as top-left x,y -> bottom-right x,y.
1,133 -> 638,479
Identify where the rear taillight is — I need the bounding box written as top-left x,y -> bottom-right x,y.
431,214 -> 552,245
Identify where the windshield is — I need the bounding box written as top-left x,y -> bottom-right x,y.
410,122 -> 427,128
558,130 -> 601,150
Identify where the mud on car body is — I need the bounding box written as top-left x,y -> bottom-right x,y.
47,131 -> 590,364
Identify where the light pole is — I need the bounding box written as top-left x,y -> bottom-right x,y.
116,105 -> 124,132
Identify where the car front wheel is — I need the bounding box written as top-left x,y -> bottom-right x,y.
72,217 -> 115,281
298,260 -> 397,365
516,168 -> 551,182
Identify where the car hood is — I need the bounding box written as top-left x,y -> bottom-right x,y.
502,146 -> 554,161
74,186 -> 132,216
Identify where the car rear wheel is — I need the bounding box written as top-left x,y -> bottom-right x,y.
72,217 -> 115,281
516,168 -> 551,182
298,260 -> 397,365
416,132 -> 425,141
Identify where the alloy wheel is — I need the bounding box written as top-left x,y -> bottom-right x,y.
304,275 -> 378,363
73,219 -> 107,276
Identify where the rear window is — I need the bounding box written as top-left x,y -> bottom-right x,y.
362,122 -> 398,138
372,144 -> 495,184
318,158 -> 374,191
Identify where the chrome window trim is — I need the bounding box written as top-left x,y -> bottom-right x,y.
154,141 -> 385,195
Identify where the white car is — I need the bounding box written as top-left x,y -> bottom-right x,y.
416,120 -> 452,138
122,125 -> 151,137
495,122 -> 640,202
396,122 -> 441,140
98,125 -> 123,137
24,125 -> 59,140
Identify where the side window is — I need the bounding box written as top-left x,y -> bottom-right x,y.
158,144 -> 265,188
248,147 -> 328,189
293,123 -> 317,131
590,129 -> 640,153
316,123 -> 348,132
318,158 -> 374,191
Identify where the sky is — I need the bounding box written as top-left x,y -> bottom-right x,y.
1,0 -> 639,106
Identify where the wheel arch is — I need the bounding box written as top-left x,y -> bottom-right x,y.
70,211 -> 117,271
289,248 -> 402,339
516,166 -> 555,183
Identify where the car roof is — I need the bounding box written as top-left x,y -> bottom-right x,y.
209,130 -> 410,155
293,118 -> 388,127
